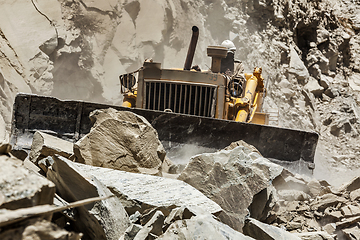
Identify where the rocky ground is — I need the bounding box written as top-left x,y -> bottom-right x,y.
2,108 -> 360,240
0,0 -> 360,186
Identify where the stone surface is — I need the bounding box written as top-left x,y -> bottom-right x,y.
0,155 -> 55,210
29,131 -> 73,165
243,217 -> 302,240
178,145 -> 283,231
158,214 -> 255,240
305,77 -> 324,98
342,226 -> 360,240
0,0 -> 359,190
164,206 -> 196,228
350,189 -> 360,201
339,177 -> 360,192
74,108 -> 166,175
73,161 -> 222,216
294,231 -> 334,240
288,46 -> 310,83
310,193 -> 347,212
133,210 -> 165,238
277,190 -> 310,201
0,218 -> 82,240
47,155 -> 130,240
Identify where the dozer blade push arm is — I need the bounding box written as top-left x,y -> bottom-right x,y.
234,67 -> 265,123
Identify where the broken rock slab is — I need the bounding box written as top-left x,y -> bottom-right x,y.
29,131 -> 74,166
74,108 -> 166,175
158,214 -> 255,240
178,145 -> 283,232
73,161 -> 222,216
0,155 -> 55,210
47,155 -> 130,240
243,217 -> 302,240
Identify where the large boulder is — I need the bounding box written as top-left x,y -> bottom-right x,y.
177,144 -> 283,232
0,155 -> 55,210
46,155 -> 130,240
73,161 -> 223,217
74,108 -> 166,175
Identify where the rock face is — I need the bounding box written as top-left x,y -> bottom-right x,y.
73,161 -> 223,216
74,108 -> 166,175
29,131 -> 74,165
46,155 -> 130,240
178,144 -> 283,232
0,155 -> 55,210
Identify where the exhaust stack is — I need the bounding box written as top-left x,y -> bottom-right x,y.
183,26 -> 199,70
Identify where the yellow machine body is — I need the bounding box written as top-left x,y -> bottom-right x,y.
120,63 -> 269,125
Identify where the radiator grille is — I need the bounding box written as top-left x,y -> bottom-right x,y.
144,81 -> 217,118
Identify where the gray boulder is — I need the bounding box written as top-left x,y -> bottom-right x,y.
133,210 -> 165,239
47,155 -> 130,240
0,155 -> 55,210
73,161 -> 222,216
29,131 -> 74,166
74,108 -> 166,175
178,145 -> 283,232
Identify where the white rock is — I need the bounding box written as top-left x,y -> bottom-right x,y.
73,161 -> 223,216
288,46 -> 310,83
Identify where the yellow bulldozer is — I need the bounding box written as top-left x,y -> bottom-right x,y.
120,26 -> 269,125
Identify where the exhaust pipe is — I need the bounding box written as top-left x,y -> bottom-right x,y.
183,26 -> 199,70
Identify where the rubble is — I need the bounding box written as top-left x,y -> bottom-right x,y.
0,219 -> 82,240
3,109 -> 360,239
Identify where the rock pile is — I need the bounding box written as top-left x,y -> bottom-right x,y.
0,0 -> 360,190
1,108 -> 360,240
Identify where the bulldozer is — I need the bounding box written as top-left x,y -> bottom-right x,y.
10,26 -> 318,167
120,26 -> 269,125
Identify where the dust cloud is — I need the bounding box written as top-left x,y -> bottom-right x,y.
164,142 -> 216,165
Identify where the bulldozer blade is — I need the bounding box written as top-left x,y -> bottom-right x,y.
10,93 -> 318,162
